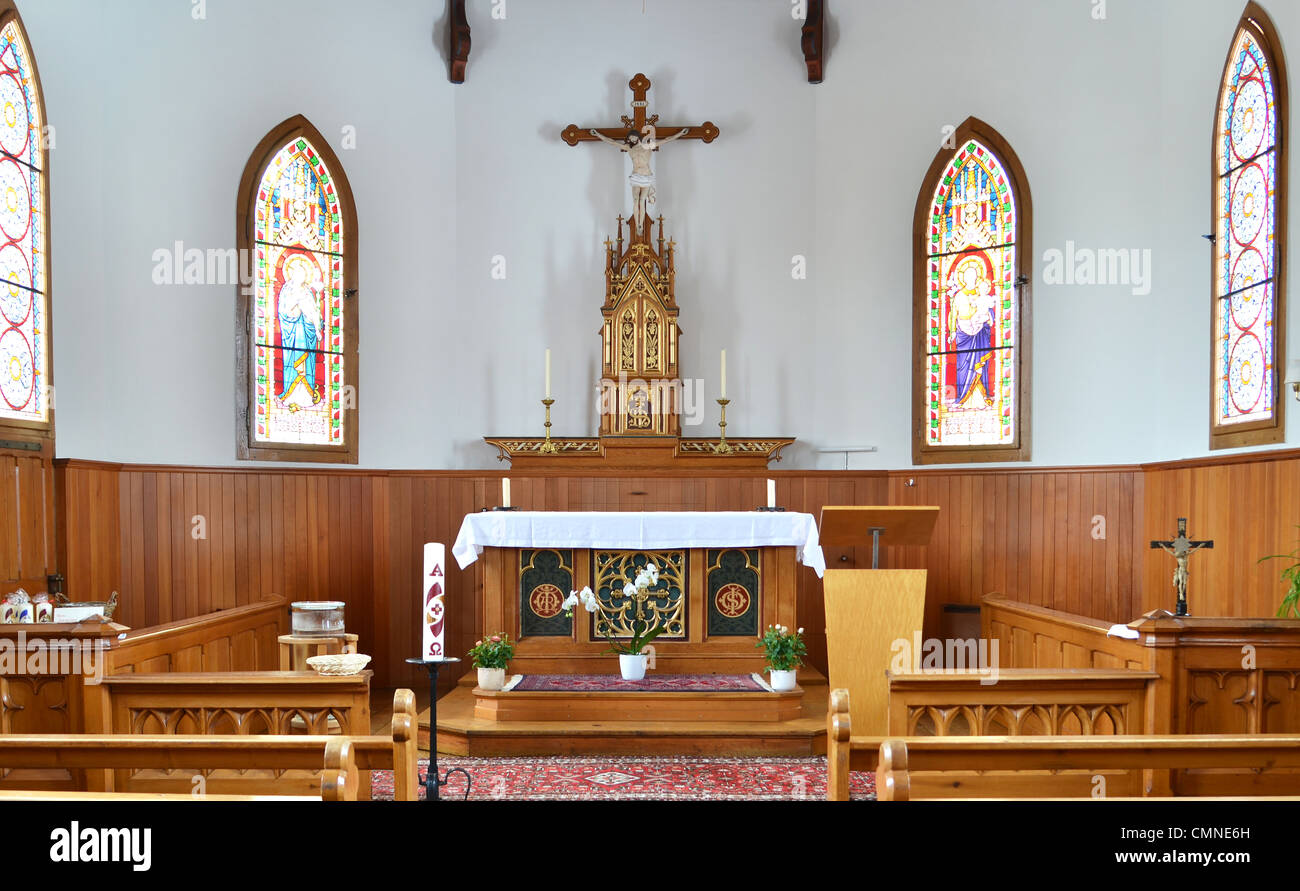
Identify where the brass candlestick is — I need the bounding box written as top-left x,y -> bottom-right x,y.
713,398 -> 733,455
540,398 -> 557,453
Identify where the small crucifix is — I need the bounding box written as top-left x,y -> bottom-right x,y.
562,73 -> 718,235
1150,518 -> 1214,617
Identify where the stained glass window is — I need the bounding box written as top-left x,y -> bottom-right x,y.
922,138 -> 1020,450
1213,14 -> 1283,438
0,16 -> 45,426
250,136 -> 346,448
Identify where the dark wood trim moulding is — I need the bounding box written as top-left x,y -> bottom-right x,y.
1139,445 -> 1300,472
886,464 -> 1144,478
52,457 -> 890,480
801,0 -> 824,83
54,446 -> 1300,479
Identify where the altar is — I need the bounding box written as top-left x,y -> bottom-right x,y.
452,510 -> 825,676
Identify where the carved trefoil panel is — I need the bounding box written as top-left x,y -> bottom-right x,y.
591,550 -> 687,640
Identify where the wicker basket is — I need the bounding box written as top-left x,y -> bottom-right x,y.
305,654 -> 372,676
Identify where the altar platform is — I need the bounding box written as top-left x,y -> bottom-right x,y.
420,670 -> 828,757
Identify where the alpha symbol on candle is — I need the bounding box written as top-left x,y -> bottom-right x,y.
545,349 -> 552,399
720,349 -> 727,398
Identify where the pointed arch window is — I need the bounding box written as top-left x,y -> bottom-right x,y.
236,116 -> 358,463
913,118 -> 1032,464
0,2 -> 49,435
1211,3 -> 1288,449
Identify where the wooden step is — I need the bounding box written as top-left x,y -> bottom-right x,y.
421,685 -> 830,757
473,685 -> 804,723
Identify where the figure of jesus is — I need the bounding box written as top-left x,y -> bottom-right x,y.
589,124 -> 691,233
1153,537 -> 1206,611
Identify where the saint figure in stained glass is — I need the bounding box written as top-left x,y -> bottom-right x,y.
250,139 -> 345,446
924,140 -> 1018,448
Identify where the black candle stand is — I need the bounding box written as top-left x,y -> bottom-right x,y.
406,657 -> 471,801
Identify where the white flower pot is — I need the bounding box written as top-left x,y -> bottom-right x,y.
477,667 -> 506,691
769,669 -> 798,692
619,653 -> 648,681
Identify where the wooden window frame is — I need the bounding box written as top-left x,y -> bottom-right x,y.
912,116 -> 1033,466
0,0 -> 52,446
1209,2 -> 1289,450
235,115 -> 359,464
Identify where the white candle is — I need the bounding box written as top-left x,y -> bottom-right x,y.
502,477 -> 511,508
720,349 -> 727,399
767,478 -> 776,508
422,543 -> 446,659
545,349 -> 552,399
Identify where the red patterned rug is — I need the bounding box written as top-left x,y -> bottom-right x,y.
370,756 -> 875,801
509,673 -> 769,693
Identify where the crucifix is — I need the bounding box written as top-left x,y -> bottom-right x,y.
1150,518 -> 1214,617
562,73 -> 719,235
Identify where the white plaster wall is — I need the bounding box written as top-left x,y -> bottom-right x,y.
26,0 -> 1299,469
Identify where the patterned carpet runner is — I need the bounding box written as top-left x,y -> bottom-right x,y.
370,756 -> 875,801
509,673 -> 770,693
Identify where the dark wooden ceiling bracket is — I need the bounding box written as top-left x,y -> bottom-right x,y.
802,0 -> 824,84
449,0 -> 471,84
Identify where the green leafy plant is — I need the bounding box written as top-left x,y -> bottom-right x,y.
1259,528 -> 1300,618
468,632 -> 515,669
563,563 -> 668,656
757,624 -> 807,672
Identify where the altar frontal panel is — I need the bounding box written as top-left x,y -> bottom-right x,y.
707,548 -> 760,637
591,550 -> 688,640
519,549 -> 575,638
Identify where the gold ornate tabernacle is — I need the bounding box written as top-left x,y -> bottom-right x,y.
484,214 -> 795,469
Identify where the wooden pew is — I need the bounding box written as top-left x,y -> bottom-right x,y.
0,689 -> 419,801
876,735 -> 1300,801
827,689 -> 1300,801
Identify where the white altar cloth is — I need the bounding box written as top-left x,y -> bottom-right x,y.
451,511 -> 826,577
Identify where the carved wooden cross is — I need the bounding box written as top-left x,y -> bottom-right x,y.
1150,518 -> 1214,617
561,73 -> 719,146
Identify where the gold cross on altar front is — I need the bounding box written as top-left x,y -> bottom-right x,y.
561,73 -> 719,146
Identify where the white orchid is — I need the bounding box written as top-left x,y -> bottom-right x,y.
623,582 -> 639,598
564,586 -> 601,617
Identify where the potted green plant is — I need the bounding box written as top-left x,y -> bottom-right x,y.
468,632 -> 515,690
1260,529 -> 1300,618
757,624 -> 806,691
563,563 -> 667,680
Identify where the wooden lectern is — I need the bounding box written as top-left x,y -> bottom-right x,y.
820,506 -> 939,736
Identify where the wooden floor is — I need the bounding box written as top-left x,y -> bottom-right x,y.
382,678 -> 829,757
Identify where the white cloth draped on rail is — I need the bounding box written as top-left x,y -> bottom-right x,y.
451,511 -> 826,577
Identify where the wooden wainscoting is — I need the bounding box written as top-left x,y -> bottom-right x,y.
0,438 -> 56,589
1142,449 -> 1300,618
887,466 -> 1146,637
52,448 -> 1300,689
